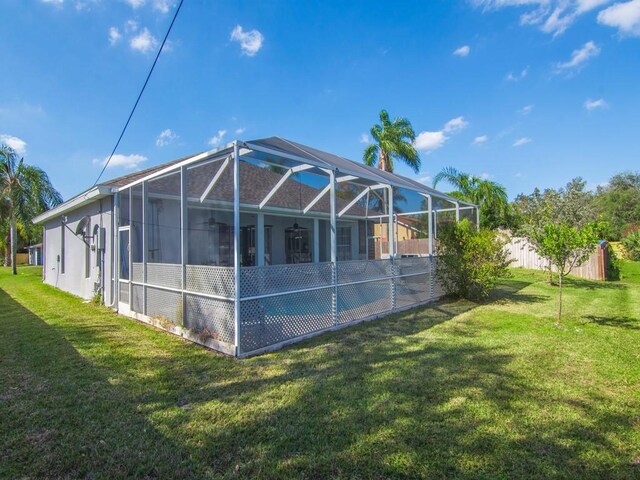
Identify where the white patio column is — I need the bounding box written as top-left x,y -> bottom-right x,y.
387,186 -> 395,310
180,166 -> 188,324
434,210 -> 438,239
387,186 -> 394,260
313,218 -> 319,263
128,187 -> 133,308
427,194 -> 433,256
329,169 -> 337,325
233,141 -> 241,355
114,191 -> 120,306
476,206 -> 481,231
141,181 -> 147,314
257,213 -> 265,267
455,201 -> 460,222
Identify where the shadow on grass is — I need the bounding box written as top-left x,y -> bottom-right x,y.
0,287 -> 199,479
582,314 -> 640,330
2,271 -> 638,479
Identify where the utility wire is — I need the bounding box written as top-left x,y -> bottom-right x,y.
93,0 -> 185,186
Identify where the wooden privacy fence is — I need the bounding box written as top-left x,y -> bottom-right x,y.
505,237 -> 609,281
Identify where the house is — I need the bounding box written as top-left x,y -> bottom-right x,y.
28,243 -> 43,266
33,137 -> 477,356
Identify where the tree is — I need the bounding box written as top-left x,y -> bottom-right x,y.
435,218 -> 511,300
514,178 -> 596,230
433,167 -> 509,229
363,109 -> 420,173
0,145 -> 62,274
593,172 -> 640,240
528,222 -> 600,324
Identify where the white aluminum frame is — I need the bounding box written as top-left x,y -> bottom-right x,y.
108,138 -> 478,356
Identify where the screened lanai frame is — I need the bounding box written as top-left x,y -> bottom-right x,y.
113,138 -> 478,357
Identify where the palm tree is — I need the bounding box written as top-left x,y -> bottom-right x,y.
364,109 -> 421,173
0,145 -> 62,274
433,167 -> 508,229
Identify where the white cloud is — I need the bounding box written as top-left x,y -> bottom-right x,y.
453,45 -> 471,56
230,25 -> 264,56
235,127 -> 246,135
153,0 -> 172,13
518,104 -> 535,115
156,128 -> 177,147
472,135 -> 488,145
513,137 -> 532,147
130,28 -> 159,53
125,0 -> 146,8
208,129 -> 227,147
125,19 -> 139,33
414,131 -> 447,152
577,0 -> 612,13
506,67 -> 529,81
93,153 -> 147,169
40,0 -> 64,4
108,26 -> 121,46
471,0 -> 613,36
418,174 -> 433,184
597,0 -> 640,36
359,133 -> 370,144
514,172 -> 523,177
555,41 -> 600,72
443,116 -> 469,133
415,116 -> 469,152
0,134 -> 27,155
480,172 -> 492,180
584,98 -> 608,110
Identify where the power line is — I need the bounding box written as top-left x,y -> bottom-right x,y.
93,0 -> 185,186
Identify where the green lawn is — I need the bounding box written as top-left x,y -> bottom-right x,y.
620,260 -> 640,284
1,266 -> 639,479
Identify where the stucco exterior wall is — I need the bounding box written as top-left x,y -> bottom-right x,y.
42,197 -> 114,301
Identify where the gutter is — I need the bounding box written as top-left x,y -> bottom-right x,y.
33,185 -> 115,224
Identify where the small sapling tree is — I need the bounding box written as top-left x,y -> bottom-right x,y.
528,223 -> 600,324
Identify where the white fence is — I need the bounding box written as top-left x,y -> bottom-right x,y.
506,237 -> 608,281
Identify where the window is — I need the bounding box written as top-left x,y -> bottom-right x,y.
84,240 -> 90,278
337,226 -> 352,261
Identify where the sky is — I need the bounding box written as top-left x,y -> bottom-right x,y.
1,0 -> 639,202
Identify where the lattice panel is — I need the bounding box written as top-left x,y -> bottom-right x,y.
337,279 -> 393,324
146,286 -> 182,325
395,273 -> 433,309
395,257 -> 431,276
239,288 -> 334,352
131,284 -> 144,313
184,294 -> 235,345
131,262 -> 143,283
337,259 -> 392,285
240,262 -> 333,298
119,281 -> 129,304
146,262 -> 183,289
186,265 -> 235,298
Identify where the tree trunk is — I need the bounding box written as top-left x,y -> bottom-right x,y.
557,271 -> 562,325
10,217 -> 17,275
378,150 -> 388,172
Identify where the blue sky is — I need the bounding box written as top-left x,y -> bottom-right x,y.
1,0 -> 639,201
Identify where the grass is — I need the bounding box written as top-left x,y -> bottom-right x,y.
620,260 -> 640,283
1,266 -> 639,479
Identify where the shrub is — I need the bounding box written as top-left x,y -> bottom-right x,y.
622,231 -> 640,260
435,219 -> 511,300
